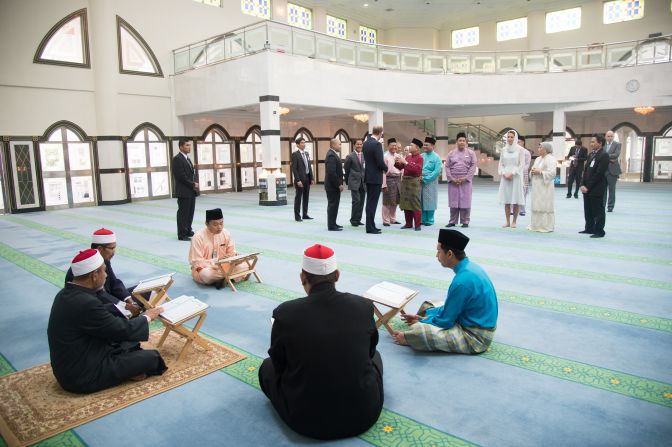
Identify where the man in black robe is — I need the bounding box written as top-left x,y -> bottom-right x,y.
49,249 -> 167,394
259,244 -> 384,440
64,228 -> 141,319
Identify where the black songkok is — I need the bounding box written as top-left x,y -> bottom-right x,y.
438,229 -> 469,250
387,138 -> 397,145
425,136 -> 436,145
456,132 -> 467,140
411,138 -> 423,148
206,208 -> 223,222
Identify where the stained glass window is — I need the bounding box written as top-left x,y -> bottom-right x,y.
288,3 -> 312,30
452,26 -> 479,49
326,15 -> 347,39
603,0 -> 644,24
241,0 -> 271,20
359,26 -> 377,45
497,17 -> 527,41
546,7 -> 582,33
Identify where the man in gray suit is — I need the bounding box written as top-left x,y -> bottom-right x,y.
344,139 -> 366,227
603,130 -> 622,212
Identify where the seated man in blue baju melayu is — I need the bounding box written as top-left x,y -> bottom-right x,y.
392,229 -> 498,353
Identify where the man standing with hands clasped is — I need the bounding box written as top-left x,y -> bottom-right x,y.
325,138 -> 345,231
579,134 -> 610,238
172,138 -> 199,241
363,126 -> 388,234
344,139 -> 366,227
291,137 -> 315,222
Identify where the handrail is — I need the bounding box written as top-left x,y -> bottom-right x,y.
173,20 -> 672,75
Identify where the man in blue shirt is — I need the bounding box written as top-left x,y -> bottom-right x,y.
392,229 -> 498,353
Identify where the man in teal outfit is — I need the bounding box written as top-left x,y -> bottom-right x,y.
393,229 -> 498,353
421,136 -> 442,225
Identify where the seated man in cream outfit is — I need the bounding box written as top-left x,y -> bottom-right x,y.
189,208 -> 248,289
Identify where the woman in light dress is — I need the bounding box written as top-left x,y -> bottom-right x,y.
497,130 -> 526,228
528,142 -> 557,233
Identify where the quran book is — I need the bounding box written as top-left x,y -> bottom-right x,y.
363,281 -> 417,308
160,295 -> 208,323
133,272 -> 175,292
216,252 -> 260,264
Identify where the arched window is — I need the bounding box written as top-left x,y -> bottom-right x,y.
34,9 -> 90,68
240,127 -> 263,188
653,123 -> 672,182
198,126 -> 235,192
334,130 -> 351,159
613,124 -> 644,181
127,124 -> 170,199
39,123 -> 95,209
117,16 -> 163,77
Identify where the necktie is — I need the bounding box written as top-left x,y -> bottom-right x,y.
302,151 -> 309,174
358,152 -> 362,164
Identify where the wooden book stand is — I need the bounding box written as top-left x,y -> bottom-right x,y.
217,252 -> 262,292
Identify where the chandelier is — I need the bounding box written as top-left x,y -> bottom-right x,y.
633,106 -> 655,116
353,113 -> 369,123
279,107 -> 290,116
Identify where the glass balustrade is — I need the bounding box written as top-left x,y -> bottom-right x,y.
173,20 -> 671,75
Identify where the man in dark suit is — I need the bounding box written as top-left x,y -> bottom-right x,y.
291,137 -> 314,222
566,138 -> 588,198
579,134 -> 610,238
258,244 -> 384,440
324,138 -> 345,231
362,126 -> 388,234
344,139 -> 365,227
603,130 -> 622,212
171,138 -> 198,241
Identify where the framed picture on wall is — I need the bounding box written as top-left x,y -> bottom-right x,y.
199,169 -> 215,190
71,176 -> 94,204
127,143 -> 147,168
68,143 -> 91,170
149,142 -> 168,167
217,168 -> 232,189
197,144 -> 213,165
129,173 -> 148,198
43,177 -> 68,206
215,143 -> 231,164
9,141 -> 40,209
241,167 -> 255,187
39,144 -> 65,172
151,171 -> 169,196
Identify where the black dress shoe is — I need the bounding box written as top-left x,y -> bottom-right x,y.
607,209 -> 613,212
578,230 -> 593,234
295,217 -> 302,222
590,233 -> 605,238
178,236 -> 192,241
366,229 -> 382,234
383,223 -> 390,227
188,231 -> 195,236
214,280 -> 225,290
414,227 -> 421,231
566,195 -> 572,198
351,222 -> 360,227
328,227 -> 343,231
303,216 -> 314,220
401,225 -> 412,229
574,195 -> 578,199
461,224 -> 469,228
393,221 -> 401,224
445,223 -> 456,227
358,221 -> 365,226
335,224 -> 343,228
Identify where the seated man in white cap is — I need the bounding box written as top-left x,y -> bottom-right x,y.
65,228 -> 141,319
48,249 -> 167,394
258,244 -> 384,440
392,229 -> 498,353
189,208 -> 248,289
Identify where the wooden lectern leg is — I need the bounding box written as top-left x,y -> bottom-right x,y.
373,306 -> 400,336
157,326 -> 172,348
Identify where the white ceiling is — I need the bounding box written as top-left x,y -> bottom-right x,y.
297,0 -> 581,30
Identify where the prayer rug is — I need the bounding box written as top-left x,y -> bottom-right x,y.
0,330 -> 246,447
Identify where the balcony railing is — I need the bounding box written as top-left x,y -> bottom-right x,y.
173,20 -> 672,75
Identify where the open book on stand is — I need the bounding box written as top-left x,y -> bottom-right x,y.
216,253 -> 260,264
133,272 -> 175,292
160,295 -> 208,324
363,281 -> 418,309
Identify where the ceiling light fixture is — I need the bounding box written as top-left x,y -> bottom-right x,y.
353,113 -> 369,123
633,106 -> 655,115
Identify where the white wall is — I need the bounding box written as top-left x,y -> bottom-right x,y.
384,28 -> 439,49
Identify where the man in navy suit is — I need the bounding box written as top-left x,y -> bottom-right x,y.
603,130 -> 622,212
362,126 -> 388,234
291,138 -> 315,222
324,139 -> 345,231
579,134 -> 610,238
171,138 -> 199,241
566,138 -> 587,199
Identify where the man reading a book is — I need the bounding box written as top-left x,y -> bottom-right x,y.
392,229 -> 498,353
189,208 -> 247,289
48,249 -> 167,394
65,228 -> 142,319
258,244 -> 384,440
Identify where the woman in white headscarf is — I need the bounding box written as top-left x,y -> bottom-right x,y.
497,129 -> 526,228
528,142 -> 557,232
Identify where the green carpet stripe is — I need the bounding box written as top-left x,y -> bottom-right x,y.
109,204 -> 672,290
0,352 -> 87,447
4,216 -> 672,409
7,213 -> 671,334
0,240 -> 476,447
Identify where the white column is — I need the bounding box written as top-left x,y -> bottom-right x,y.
552,108 -> 566,160
368,109 -> 384,134
259,95 -> 286,205
89,0 -> 119,135
434,118 -> 448,159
